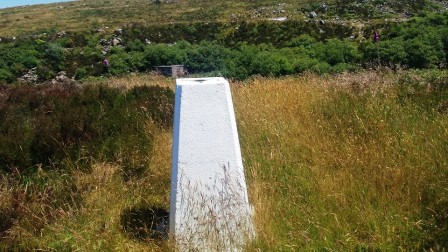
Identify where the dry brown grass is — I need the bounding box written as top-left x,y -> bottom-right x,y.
29,119 -> 173,251
233,74 -> 326,246
1,71 -> 447,250
87,72 -> 175,91
232,71 -> 448,250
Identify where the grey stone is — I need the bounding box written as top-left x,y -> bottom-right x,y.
112,38 -> 121,46
18,67 -> 38,83
319,3 -> 328,12
309,11 -> 317,18
51,71 -> 71,85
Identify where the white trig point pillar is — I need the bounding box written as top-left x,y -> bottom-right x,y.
169,77 -> 254,251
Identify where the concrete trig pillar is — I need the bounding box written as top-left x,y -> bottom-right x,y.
169,77 -> 254,251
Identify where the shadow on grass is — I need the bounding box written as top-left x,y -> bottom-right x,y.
120,206 -> 169,242
0,208 -> 16,238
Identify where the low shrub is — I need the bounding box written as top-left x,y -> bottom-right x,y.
0,84 -> 174,174
185,41 -> 228,73
74,67 -> 88,80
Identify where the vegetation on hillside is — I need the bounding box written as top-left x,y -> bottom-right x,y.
0,0 -> 445,37
0,12 -> 447,83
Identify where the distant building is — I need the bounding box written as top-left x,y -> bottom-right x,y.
154,65 -> 186,78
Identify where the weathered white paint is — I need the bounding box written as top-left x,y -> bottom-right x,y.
169,77 -> 254,251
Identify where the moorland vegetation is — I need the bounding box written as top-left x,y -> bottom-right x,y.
0,0 -> 447,251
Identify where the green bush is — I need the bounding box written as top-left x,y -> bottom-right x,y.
330,63 -> 359,73
109,48 -> 132,75
126,51 -> 146,72
125,39 -> 146,52
292,57 -> 321,73
405,33 -> 445,68
222,44 -> 259,79
143,44 -> 186,68
286,34 -> 317,49
1,13 -> 447,82
0,42 -> 41,83
44,43 -> 65,69
361,39 -> 407,67
311,61 -> 332,74
74,67 -> 88,80
316,39 -> 360,66
65,46 -> 102,77
252,51 -> 294,77
0,69 -> 14,83
185,41 -> 228,73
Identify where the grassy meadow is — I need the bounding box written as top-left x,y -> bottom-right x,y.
1,70 -> 447,250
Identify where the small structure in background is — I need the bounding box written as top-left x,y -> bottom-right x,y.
154,65 -> 186,78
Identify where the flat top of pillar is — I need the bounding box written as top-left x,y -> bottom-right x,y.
176,77 -> 228,86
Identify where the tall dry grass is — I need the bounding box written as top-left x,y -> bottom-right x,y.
1,70 -> 447,250
233,70 -> 448,250
0,120 -> 174,251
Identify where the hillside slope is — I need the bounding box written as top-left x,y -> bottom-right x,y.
1,0 -> 446,37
